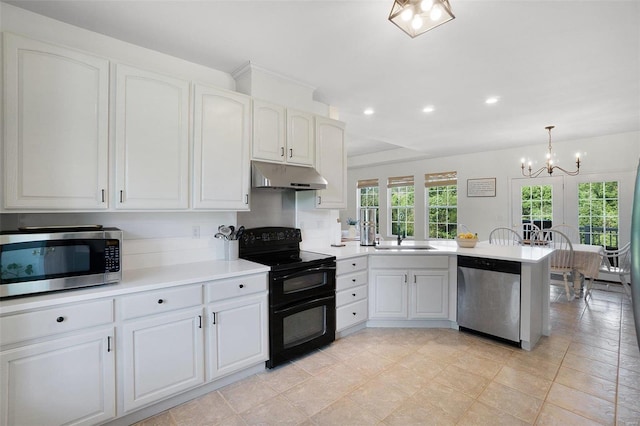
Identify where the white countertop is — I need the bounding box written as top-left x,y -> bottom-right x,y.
305,240 -> 554,263
0,259 -> 269,315
2,240 -> 553,314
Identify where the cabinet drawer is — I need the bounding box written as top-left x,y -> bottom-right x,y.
336,270 -> 367,291
336,284 -> 367,306
370,255 -> 449,269
207,274 -> 267,303
1,299 -> 113,346
337,256 -> 368,275
121,285 -> 202,320
336,299 -> 368,332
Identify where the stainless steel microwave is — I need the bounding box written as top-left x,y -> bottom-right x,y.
0,227 -> 122,298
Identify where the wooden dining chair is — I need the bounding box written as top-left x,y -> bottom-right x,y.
550,224 -> 581,244
489,227 -> 523,246
543,230 -> 576,301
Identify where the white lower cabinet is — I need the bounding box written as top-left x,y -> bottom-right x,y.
335,256 -> 368,332
369,255 -> 450,320
121,307 -> 204,412
206,274 -> 268,380
120,285 -> 204,412
0,301 -> 115,426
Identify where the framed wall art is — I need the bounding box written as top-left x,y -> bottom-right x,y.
467,177 -> 496,197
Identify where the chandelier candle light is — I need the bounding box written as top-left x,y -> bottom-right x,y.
389,0 -> 455,38
521,126 -> 581,178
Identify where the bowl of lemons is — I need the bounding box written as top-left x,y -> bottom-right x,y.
456,232 -> 478,248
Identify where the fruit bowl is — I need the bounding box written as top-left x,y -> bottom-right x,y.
456,232 -> 478,248
456,237 -> 478,248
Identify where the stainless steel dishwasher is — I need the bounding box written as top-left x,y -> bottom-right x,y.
457,255 -> 522,345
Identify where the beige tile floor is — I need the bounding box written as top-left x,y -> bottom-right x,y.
136,285 -> 640,425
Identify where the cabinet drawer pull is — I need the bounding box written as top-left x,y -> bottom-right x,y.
157,299 -> 164,304
317,196 -> 322,205
107,336 -> 112,352
198,315 -> 202,329
404,274 -> 408,283
239,284 -> 244,288
101,189 -> 105,203
280,147 -> 285,157
289,148 -> 293,158
119,190 -> 124,203
212,312 -> 217,325
245,194 -> 249,204
56,316 -> 64,323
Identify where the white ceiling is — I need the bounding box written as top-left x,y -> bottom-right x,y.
5,0 -> 640,158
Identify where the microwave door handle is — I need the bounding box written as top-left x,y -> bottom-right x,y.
277,266 -> 336,282
273,294 -> 335,315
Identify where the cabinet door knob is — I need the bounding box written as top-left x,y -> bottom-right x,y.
352,312 -> 357,316
352,293 -> 356,297
352,278 -> 356,282
239,284 -> 244,288
352,263 -> 356,267
157,299 -> 164,304
56,316 -> 64,323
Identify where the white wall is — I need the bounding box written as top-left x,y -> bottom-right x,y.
345,131 -> 640,245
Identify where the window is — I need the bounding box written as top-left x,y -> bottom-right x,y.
357,179 -> 379,233
388,175 -> 414,237
578,181 -> 619,249
520,184 -> 553,229
425,171 -> 457,239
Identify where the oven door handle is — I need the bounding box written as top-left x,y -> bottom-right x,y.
276,266 -> 336,282
273,294 -> 335,315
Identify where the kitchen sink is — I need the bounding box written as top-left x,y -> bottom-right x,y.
374,241 -> 435,250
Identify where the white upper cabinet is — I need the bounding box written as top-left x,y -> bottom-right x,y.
315,117 -> 346,209
286,109 -> 315,166
251,102 -> 315,167
2,33 -> 109,210
252,100 -> 286,163
192,84 -> 251,210
114,64 -> 190,209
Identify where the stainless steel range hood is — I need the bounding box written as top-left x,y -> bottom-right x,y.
252,161 -> 327,190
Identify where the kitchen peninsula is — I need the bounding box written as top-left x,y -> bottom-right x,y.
305,240 -> 554,351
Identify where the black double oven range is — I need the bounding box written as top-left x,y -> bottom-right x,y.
239,227 -> 336,368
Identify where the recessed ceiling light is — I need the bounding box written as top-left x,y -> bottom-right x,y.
422,106 -> 435,113
363,108 -> 375,115
485,97 -> 499,105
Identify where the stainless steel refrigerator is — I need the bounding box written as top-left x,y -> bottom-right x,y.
632,158 -> 640,349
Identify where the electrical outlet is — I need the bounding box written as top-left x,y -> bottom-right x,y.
192,225 -> 200,239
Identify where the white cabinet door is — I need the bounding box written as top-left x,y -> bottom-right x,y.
315,117 -> 346,209
410,270 -> 449,319
369,269 -> 408,319
286,109 -> 315,166
252,100 -> 286,163
207,293 -> 268,380
0,328 -> 115,426
115,64 -> 190,209
3,33 -> 109,210
192,85 -> 251,210
122,308 -> 204,412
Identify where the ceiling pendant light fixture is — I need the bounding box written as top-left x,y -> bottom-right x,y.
389,0 -> 455,38
521,126 -> 581,178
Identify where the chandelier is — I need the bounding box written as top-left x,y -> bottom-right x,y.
388,0 -> 455,38
521,126 -> 581,178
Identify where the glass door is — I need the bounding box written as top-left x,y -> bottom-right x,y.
511,176 -> 564,233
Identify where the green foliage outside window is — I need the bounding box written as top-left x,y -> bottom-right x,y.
578,181 -> 619,248
521,185 -> 553,222
391,186 -> 414,237
428,185 -> 457,239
